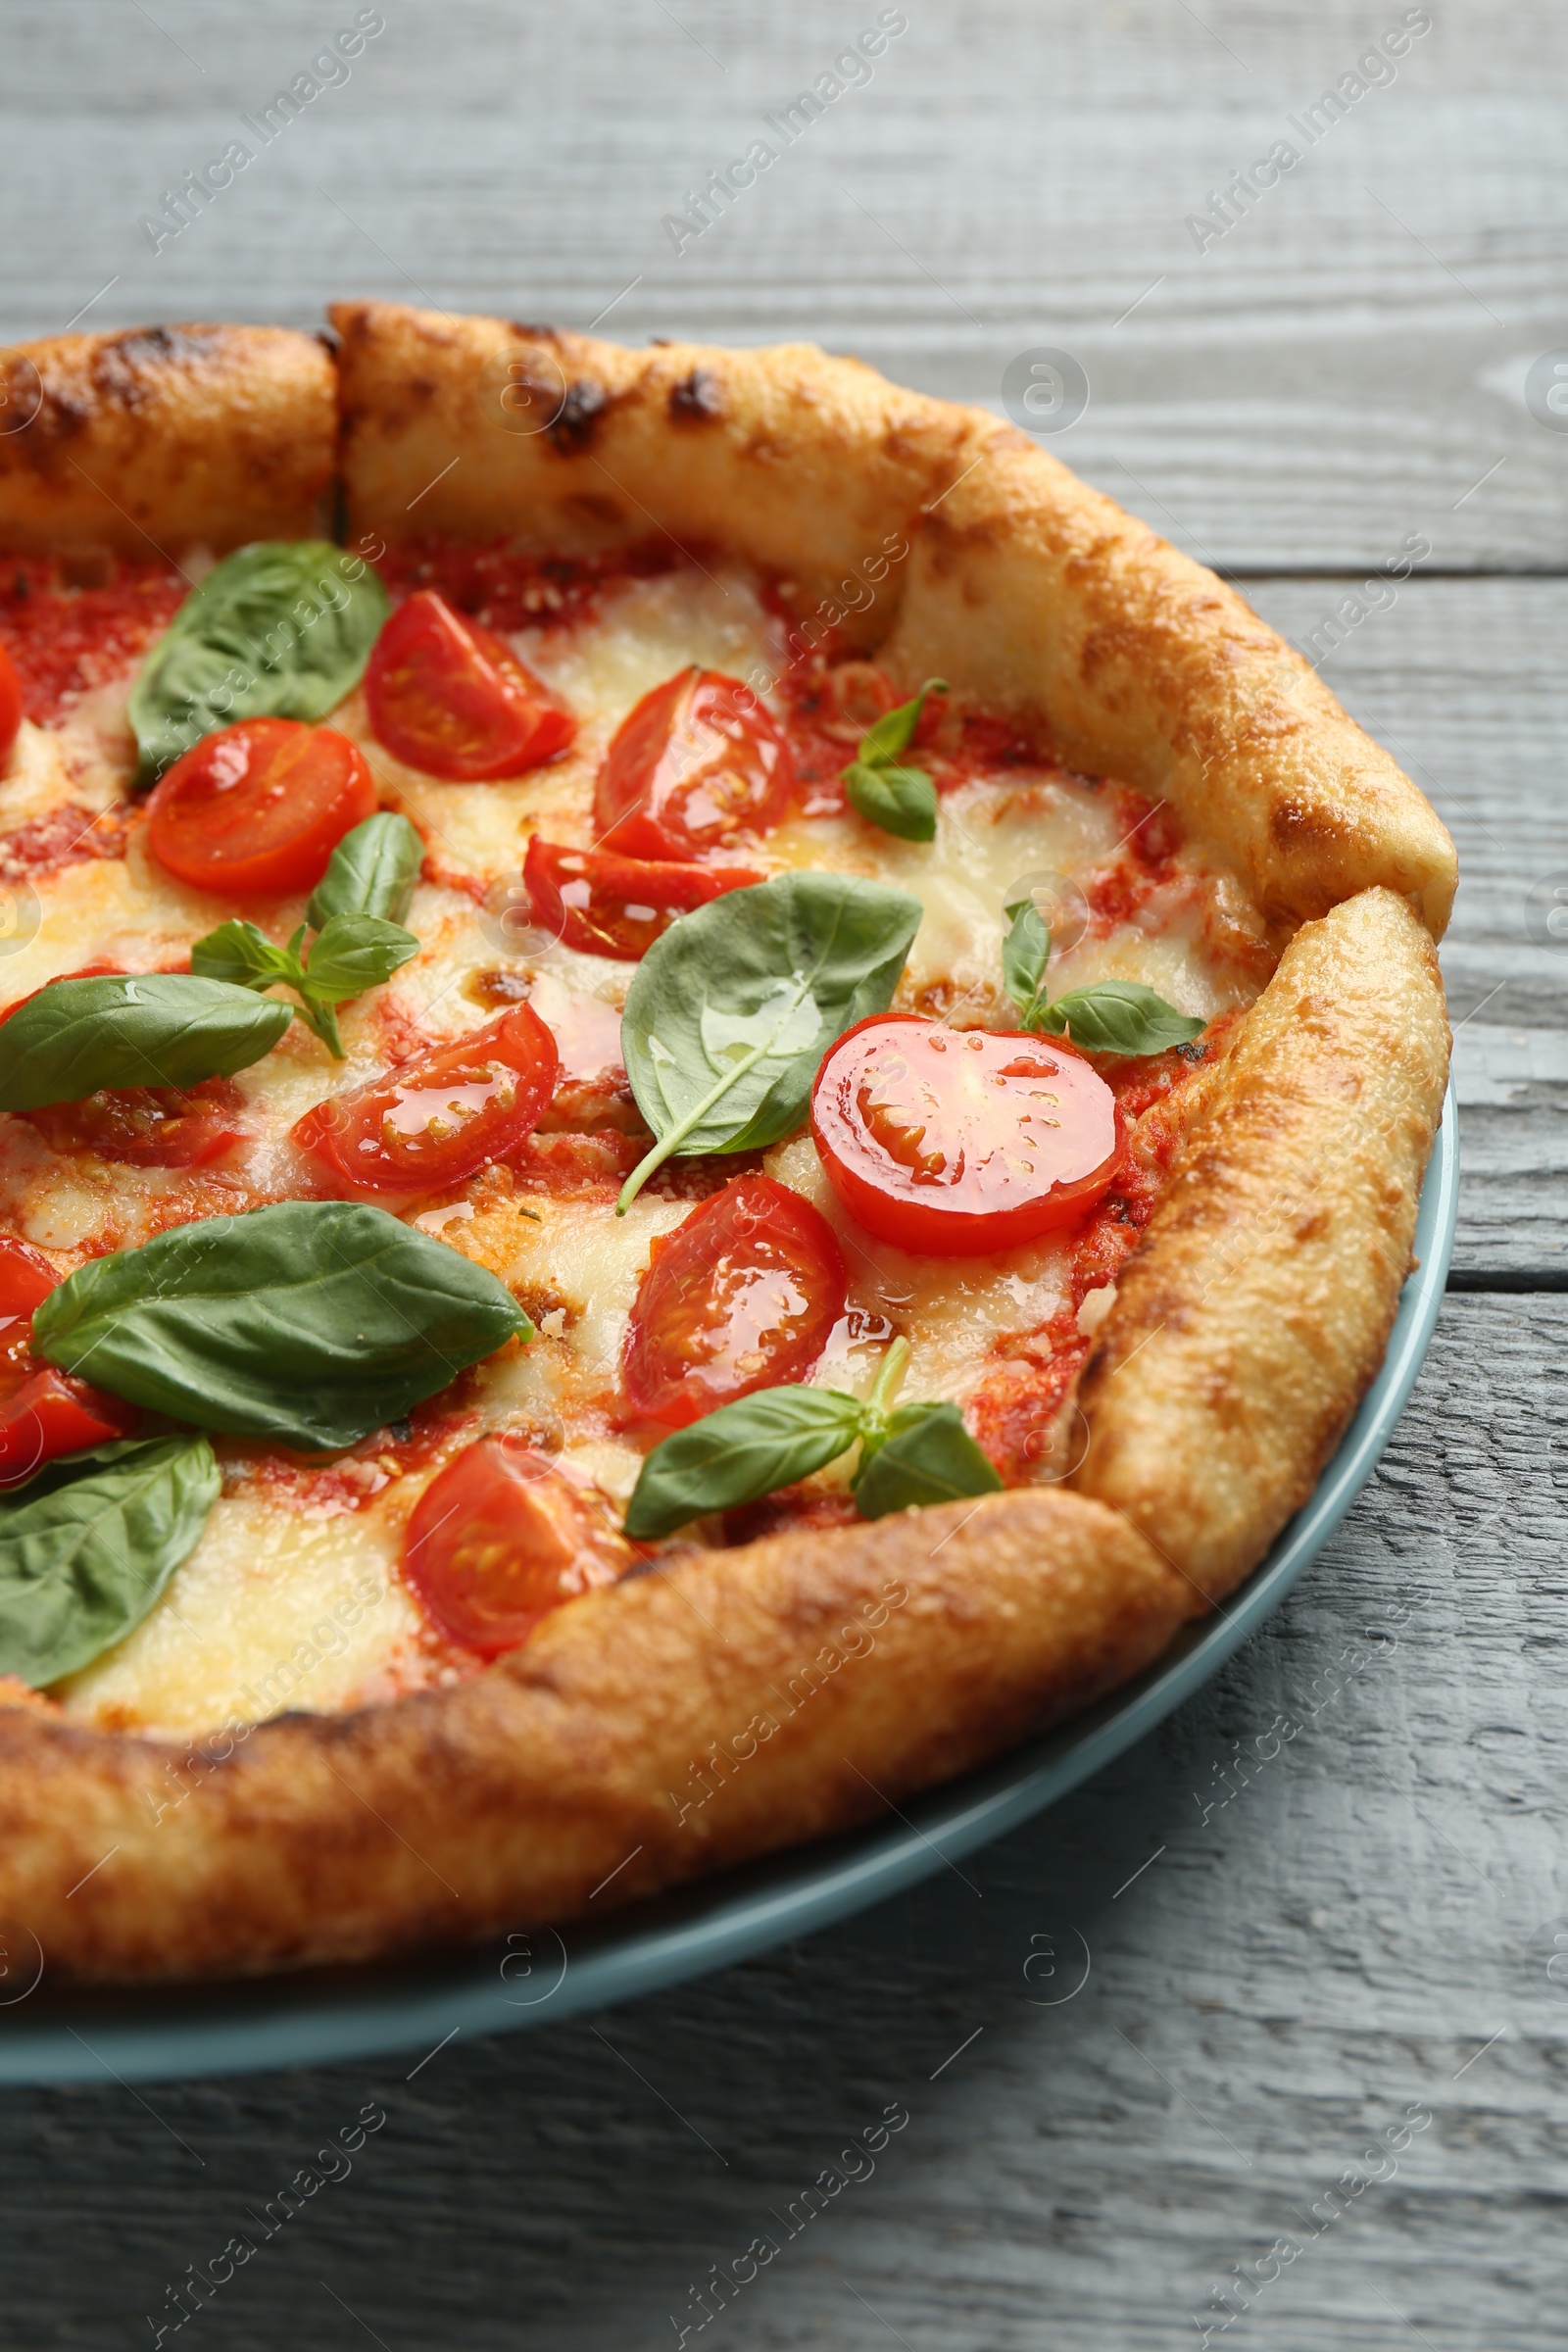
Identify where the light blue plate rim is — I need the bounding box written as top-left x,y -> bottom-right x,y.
0,1088 -> 1459,2086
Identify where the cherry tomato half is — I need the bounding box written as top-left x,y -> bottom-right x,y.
523,836 -> 761,962
147,718 -> 376,898
0,1235 -> 59,1337
402,1438 -> 627,1656
0,642 -> 22,766
0,1368 -> 138,1490
595,668 -> 794,860
366,590 -> 575,781
292,1004 -> 561,1194
23,1077 -> 246,1168
622,1175 -> 846,1428
811,1015 -> 1123,1257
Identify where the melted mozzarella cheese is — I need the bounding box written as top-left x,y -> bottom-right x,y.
18,559 -> 1268,1739
58,1485 -> 426,1740
763,1132 -> 1075,1407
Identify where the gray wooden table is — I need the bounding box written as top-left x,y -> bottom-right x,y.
3,5 -> 1564,2345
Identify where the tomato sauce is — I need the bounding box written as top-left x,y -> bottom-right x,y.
0,557 -> 186,726
0,802 -> 127,883
375,542 -> 676,633
965,1026 -> 1234,1484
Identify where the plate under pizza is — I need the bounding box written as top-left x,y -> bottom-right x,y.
0,305 -> 1454,2006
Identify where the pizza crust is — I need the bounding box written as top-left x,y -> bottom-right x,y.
1071,886 -> 1450,1600
0,323 -> 334,557
0,309 -> 1456,1981
331,300 -> 1456,937
0,1490 -> 1184,1981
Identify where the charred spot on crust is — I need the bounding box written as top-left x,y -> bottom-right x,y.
668,368 -> 725,425
90,325 -> 221,407
510,322 -> 561,343
0,386 -> 91,474
1269,799 -> 1333,852
548,378 -> 609,454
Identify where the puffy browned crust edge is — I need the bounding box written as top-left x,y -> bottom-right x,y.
1071,886 -> 1450,1600
0,1492 -> 1185,1983
0,322 -> 335,556
331,299 -> 1456,936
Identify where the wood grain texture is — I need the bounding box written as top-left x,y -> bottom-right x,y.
3,1 -> 1565,570
0,1298 -> 1559,2351
1243,575 -> 1568,1273
0,4 -> 1560,2347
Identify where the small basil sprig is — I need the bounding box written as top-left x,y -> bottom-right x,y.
623,1340 -> 1001,1540
190,817 -> 421,1057
0,975 -> 291,1110
32,1200 -> 531,1452
617,870 -> 921,1212
1002,895 -> 1204,1056
841,678 -> 948,842
127,540 -> 389,786
0,1435 -> 219,1688
851,1399 -> 1004,1519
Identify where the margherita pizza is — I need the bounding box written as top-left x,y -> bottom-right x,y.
0,306 -> 1453,1982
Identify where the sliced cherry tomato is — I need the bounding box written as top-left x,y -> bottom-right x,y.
523,836 -> 761,961
595,668 -> 794,859
0,1366 -> 138,1489
0,642 -> 22,764
0,1235 -> 59,1344
292,1004 -> 561,1193
811,1015 -> 1124,1257
622,1175 -> 846,1428
403,1438 -> 626,1656
366,590 -> 575,780
23,1076 -> 246,1168
146,718 -> 376,898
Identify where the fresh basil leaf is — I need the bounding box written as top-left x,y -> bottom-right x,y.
0,975 -> 291,1110
32,1201 -> 531,1451
127,540 -> 389,786
623,1387 -> 864,1541
1002,898 -> 1052,1025
0,1435 -> 219,1687
300,914 -> 419,1003
618,871 -> 921,1209
857,677 -> 948,767
844,760 -> 939,844
1036,981 -> 1205,1056
307,812 -> 424,929
851,1401 -> 1003,1521
189,920 -> 300,993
